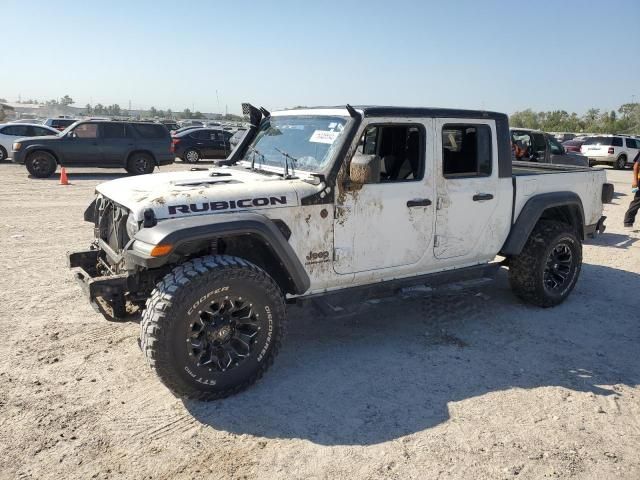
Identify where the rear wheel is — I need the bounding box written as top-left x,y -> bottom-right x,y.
126,153 -> 155,175
140,255 -> 286,400
0,146 -> 7,161
615,155 -> 627,170
183,148 -> 200,163
508,220 -> 582,307
25,151 -> 57,178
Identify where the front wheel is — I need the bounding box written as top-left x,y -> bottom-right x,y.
25,151 -> 57,178
0,146 -> 7,161
508,220 -> 582,307
126,153 -> 155,175
140,255 -> 286,400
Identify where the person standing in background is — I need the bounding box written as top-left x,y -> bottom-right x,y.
623,151 -> 640,229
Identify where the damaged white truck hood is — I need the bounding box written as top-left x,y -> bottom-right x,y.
95,166 -> 313,221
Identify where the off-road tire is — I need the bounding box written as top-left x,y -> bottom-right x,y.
508,220 -> 582,308
615,155 -> 627,170
0,146 -> 7,161
140,255 -> 286,400
25,151 -> 57,178
183,148 -> 200,163
126,153 -> 155,175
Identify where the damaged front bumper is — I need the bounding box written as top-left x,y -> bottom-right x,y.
67,249 -> 132,318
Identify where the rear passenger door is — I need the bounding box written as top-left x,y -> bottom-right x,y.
433,119 -> 511,263
99,123 -> 132,166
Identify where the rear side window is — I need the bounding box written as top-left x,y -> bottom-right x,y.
131,123 -> 167,139
625,138 -> 637,149
584,137 -> 622,146
442,124 -> 492,177
1,125 -> 30,136
102,123 -> 127,139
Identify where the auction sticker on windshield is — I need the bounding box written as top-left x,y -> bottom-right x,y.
309,130 -> 340,144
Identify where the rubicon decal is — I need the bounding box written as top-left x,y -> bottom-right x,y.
168,196 -> 287,215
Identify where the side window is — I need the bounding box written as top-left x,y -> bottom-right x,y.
442,124 -> 492,177
548,135 -> 563,154
361,126 -> 378,155
73,123 -> 98,138
625,138 -> 637,149
33,127 -> 56,136
102,123 -> 127,139
2,125 -> 30,136
354,124 -> 424,183
612,137 -> 623,147
131,123 -> 166,139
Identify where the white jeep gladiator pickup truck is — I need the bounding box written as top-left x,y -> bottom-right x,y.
68,104 -> 614,400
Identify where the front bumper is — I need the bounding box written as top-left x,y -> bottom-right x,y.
67,249 -> 131,318
11,149 -> 26,164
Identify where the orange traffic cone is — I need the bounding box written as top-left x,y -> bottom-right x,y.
60,167 -> 70,185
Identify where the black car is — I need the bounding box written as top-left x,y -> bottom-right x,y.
172,128 -> 233,163
12,120 -> 174,178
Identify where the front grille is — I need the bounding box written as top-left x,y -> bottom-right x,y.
93,196 -> 130,255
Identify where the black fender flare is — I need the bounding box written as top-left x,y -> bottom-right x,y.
23,145 -> 60,163
128,212 -> 310,294
500,192 -> 585,256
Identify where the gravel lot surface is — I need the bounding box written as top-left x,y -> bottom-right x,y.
0,161 -> 638,480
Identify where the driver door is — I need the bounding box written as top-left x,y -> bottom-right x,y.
333,120 -> 435,274
64,123 -> 102,165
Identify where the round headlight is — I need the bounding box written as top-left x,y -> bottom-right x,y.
126,215 -> 140,239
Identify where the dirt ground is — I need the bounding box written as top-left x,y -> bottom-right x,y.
0,161 -> 639,480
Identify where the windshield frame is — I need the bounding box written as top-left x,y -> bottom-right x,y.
238,113 -> 354,178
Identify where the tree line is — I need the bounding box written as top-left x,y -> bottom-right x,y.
510,103 -> 640,134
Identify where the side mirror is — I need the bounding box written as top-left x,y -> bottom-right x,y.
349,153 -> 380,185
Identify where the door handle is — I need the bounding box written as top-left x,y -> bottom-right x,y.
473,193 -> 494,201
407,198 -> 432,207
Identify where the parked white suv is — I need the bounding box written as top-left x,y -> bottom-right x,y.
580,135 -> 640,169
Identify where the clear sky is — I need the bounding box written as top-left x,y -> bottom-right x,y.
2,0 -> 639,115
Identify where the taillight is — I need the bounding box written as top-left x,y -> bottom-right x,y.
608,147 -> 614,154
170,138 -> 180,153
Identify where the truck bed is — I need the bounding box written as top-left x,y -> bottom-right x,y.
511,161 -> 607,230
